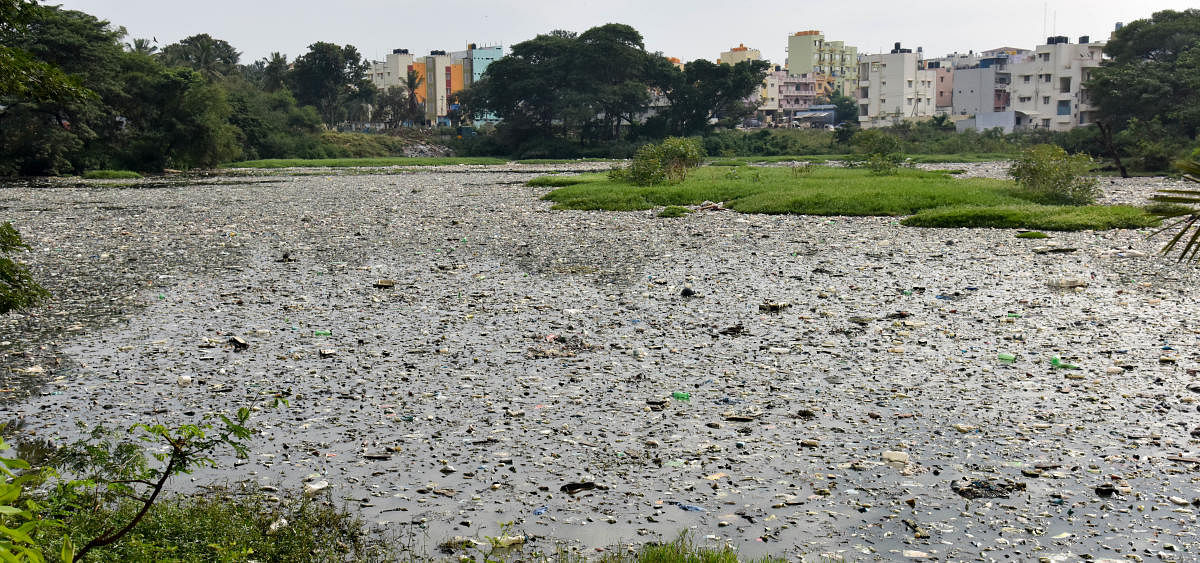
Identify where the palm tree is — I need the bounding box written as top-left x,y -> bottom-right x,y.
160,34 -> 240,80
126,38 -> 157,56
1152,155 -> 1200,259
404,69 -> 424,124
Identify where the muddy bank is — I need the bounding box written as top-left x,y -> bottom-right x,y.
2,167 -> 1200,561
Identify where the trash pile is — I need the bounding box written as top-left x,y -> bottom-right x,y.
2,167 -> 1200,561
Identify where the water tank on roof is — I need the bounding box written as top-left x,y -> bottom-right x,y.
1079,36 -> 1090,44
393,48 -> 409,54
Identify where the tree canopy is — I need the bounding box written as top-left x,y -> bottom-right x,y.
1085,9 -> 1200,172
288,42 -> 375,124
462,23 -> 767,155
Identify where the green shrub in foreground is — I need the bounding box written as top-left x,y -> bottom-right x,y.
82,170 -> 142,179
902,204 -> 1158,231
611,137 -> 706,186
1009,145 -> 1099,205
1,222 -> 49,315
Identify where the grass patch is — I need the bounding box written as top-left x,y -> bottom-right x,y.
525,175 -> 605,187
43,489 -> 384,562
1016,231 -> 1050,239
224,156 -> 508,168
707,153 -> 1012,166
902,204 -> 1158,230
514,158 -> 619,165
658,205 -> 692,218
542,165 -> 1158,231
544,166 -> 1017,215
82,170 -> 142,179
590,534 -> 786,563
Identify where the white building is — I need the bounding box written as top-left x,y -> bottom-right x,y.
368,49 -> 416,90
856,44 -> 936,128
1006,36 -> 1103,131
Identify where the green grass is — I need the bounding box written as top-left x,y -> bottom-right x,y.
902,204 -> 1158,230
224,156 -> 508,168
543,166 -> 1015,215
707,153 -> 1013,167
526,175 -> 606,187
514,158 -> 620,165
658,205 -> 692,218
539,165 -> 1159,231
82,170 -> 142,179
1016,231 -> 1050,238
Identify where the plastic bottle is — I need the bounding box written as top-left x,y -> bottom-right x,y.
672,391 -> 691,401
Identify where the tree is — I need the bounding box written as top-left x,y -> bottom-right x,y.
125,37 -> 156,55
661,58 -> 770,135
1085,9 -> 1200,176
374,86 -> 408,127
817,89 -> 858,125
403,68 -> 424,124
464,24 -> 678,151
288,41 -> 372,125
261,51 -> 288,92
159,33 -> 240,80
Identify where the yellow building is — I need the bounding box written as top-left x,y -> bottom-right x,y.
786,31 -> 858,95
718,44 -> 762,65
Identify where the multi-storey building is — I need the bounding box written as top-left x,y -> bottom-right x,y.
367,44 -> 504,125
1006,36 -> 1103,131
951,56 -> 1013,118
856,43 -> 936,128
718,44 -> 762,65
368,49 -> 418,94
757,68 -> 819,125
785,31 -> 858,95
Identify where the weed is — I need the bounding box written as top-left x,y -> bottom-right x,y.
1016,231 -> 1050,239
658,206 -> 692,218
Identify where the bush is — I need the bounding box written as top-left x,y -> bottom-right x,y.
1,223 -> 48,315
1009,145 -> 1100,205
615,137 -> 705,186
851,129 -> 903,156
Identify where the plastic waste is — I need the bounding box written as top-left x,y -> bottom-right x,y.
1050,356 -> 1080,370
671,391 -> 691,401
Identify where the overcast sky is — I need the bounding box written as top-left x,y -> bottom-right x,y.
53,0 -> 1197,66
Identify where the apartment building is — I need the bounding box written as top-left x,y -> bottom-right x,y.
367,44 -> 504,125
785,31 -> 858,95
856,43 -> 936,128
757,68 -> 819,125
718,44 -> 762,65
368,49 -> 418,92
1006,36 -> 1103,131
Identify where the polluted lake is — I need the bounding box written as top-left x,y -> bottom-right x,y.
4,164 -> 1200,561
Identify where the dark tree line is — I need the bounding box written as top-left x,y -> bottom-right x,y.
459,24 -> 769,156
0,1 -> 394,175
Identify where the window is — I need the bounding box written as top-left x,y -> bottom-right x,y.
1059,77 -> 1071,92
1042,118 -> 1051,127
1019,96 -> 1032,103
1042,96 -> 1050,104
1022,75 -> 1031,83
907,80 -> 913,87
1040,74 -> 1051,82
1057,100 -> 1071,115
906,98 -> 913,105
1039,53 -> 1050,61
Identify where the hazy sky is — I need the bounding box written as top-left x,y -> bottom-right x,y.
53,1 -> 1197,65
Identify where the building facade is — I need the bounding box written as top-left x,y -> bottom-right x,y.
757,68 -> 819,125
785,31 -> 858,95
718,44 -> 762,65
856,44 -> 936,128
1006,36 -> 1103,131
